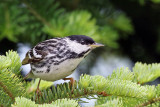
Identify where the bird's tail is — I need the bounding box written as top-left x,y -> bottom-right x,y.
23,70 -> 35,80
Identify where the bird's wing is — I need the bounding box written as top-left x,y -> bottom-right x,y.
22,49 -> 46,65
22,38 -> 59,65
22,51 -> 32,65
23,70 -> 35,79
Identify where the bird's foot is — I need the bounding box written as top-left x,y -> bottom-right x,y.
35,87 -> 42,102
35,79 -> 42,102
63,77 -> 75,93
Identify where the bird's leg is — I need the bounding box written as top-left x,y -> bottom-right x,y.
63,77 -> 75,92
35,79 -> 42,101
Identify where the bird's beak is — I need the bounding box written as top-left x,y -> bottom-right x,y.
90,43 -> 104,48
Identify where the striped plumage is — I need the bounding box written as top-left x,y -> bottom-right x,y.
22,35 -> 103,81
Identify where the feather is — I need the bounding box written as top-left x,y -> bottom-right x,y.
24,70 -> 35,79
22,48 -> 46,65
22,52 -> 30,65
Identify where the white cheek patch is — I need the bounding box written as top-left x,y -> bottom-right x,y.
65,38 -> 90,54
33,48 -> 42,58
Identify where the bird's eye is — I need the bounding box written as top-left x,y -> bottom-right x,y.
81,41 -> 85,44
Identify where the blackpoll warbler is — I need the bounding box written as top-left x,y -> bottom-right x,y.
22,35 -> 104,97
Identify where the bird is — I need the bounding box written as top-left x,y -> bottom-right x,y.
22,35 -> 104,98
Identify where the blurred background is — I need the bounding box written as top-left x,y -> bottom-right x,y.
0,0 -> 160,105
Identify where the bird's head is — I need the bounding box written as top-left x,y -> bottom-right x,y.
65,35 -> 104,57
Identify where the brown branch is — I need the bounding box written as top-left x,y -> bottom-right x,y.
0,81 -> 15,102
97,91 -> 111,96
136,97 -> 160,107
22,0 -> 54,29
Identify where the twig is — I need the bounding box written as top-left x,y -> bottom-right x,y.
136,97 -> 160,107
0,81 -> 15,102
22,0 -> 53,29
97,91 -> 111,96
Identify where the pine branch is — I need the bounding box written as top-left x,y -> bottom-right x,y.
26,74 -> 156,104
95,97 -> 123,107
108,67 -> 134,81
18,63 -> 160,106
12,97 -> 80,107
0,69 -> 26,106
31,82 -> 101,104
22,0 -> 53,29
25,81 -> 111,104
0,81 -> 14,101
23,63 -> 160,106
136,97 -> 160,107
1,50 -> 160,106
0,50 -> 26,106
79,75 -> 156,99
133,62 -> 160,84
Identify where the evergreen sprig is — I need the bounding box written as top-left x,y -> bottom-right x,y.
12,97 -> 79,107
79,74 -> 156,99
0,51 -> 26,106
133,62 -> 160,84
29,82 -> 96,104
95,97 -> 123,107
1,51 -> 160,106
108,67 -> 134,81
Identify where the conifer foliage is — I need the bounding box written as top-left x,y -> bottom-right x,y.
1,51 -> 160,106
0,0 -> 134,47
1,0 -> 160,106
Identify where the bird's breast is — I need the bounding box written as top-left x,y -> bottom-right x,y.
32,57 -> 84,81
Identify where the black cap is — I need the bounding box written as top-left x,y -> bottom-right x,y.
67,35 -> 95,45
